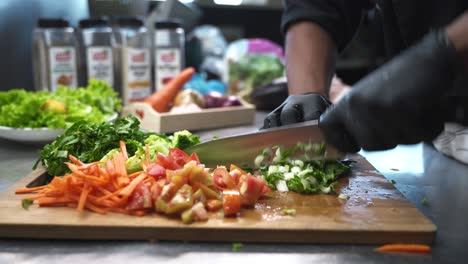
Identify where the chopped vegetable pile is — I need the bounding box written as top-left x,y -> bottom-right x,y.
255,143 -> 353,194
0,79 -> 120,129
18,142 -> 269,224
34,115 -> 200,178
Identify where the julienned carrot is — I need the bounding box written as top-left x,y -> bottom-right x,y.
15,185 -> 47,194
15,148 -> 153,216
144,67 -> 196,112
375,244 -> 431,253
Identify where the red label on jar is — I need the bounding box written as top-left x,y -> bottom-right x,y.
131,52 -> 146,63
92,50 -> 109,61
55,50 -> 72,62
160,51 -> 176,63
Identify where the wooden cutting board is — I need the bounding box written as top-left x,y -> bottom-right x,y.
0,155 -> 436,244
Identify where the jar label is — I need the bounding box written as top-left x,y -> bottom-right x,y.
49,47 -> 77,91
155,48 -> 181,90
122,47 -> 151,105
86,47 -> 114,86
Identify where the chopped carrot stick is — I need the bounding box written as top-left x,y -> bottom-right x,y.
38,197 -> 74,206
69,155 -> 84,166
15,185 -> 48,194
120,141 -> 128,160
77,184 -> 91,212
375,244 -> 431,253
84,202 -> 107,215
120,172 -> 147,198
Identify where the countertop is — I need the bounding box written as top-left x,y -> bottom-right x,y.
1,112 -> 467,264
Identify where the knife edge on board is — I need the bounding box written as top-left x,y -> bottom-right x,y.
184,120 -> 344,168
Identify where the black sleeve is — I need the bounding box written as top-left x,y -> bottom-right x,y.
281,0 -> 373,52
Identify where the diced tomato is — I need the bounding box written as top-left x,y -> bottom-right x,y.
222,189 -> 241,217
189,153 -> 200,164
239,174 -> 267,206
213,167 -> 236,190
192,202 -> 208,221
159,182 -> 179,202
261,185 -> 271,195
229,169 -> 242,185
168,148 -> 190,168
127,181 -> 152,210
156,153 -> 180,170
150,180 -> 165,202
206,199 -> 222,212
157,148 -> 198,170
147,163 -> 166,180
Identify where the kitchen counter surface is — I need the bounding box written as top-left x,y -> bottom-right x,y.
1,112 -> 467,264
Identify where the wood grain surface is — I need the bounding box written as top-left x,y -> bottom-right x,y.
0,155 -> 436,244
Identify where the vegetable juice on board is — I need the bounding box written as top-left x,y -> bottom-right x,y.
33,18 -> 78,92
154,20 -> 185,91
114,17 -> 152,106
79,18 -> 114,87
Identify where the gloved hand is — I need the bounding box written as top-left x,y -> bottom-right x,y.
320,29 -> 462,153
262,93 -> 330,129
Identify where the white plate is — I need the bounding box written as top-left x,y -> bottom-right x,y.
0,112 -> 119,145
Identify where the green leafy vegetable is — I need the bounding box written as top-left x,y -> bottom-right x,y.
35,115 -> 201,179
0,79 -> 120,129
228,54 -> 284,101
22,199 -> 33,210
171,130 -> 200,150
35,115 -> 152,177
231,242 -> 244,252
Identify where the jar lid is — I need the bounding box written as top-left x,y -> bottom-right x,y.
37,18 -> 69,28
117,17 -> 144,28
154,19 -> 183,29
79,17 -> 109,28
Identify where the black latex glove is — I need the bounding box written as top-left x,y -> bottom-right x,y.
320,30 -> 462,153
262,93 -> 331,129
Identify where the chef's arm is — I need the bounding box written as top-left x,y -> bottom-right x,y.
262,0 -> 373,129
285,21 -> 336,96
446,10 -> 468,72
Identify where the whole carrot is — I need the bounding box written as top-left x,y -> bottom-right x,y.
375,244 -> 431,253
144,67 -> 196,112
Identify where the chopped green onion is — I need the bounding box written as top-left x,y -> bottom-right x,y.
22,199 -> 33,210
232,242 -> 243,252
281,208 -> 296,216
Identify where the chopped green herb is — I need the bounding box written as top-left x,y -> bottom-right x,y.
421,198 -> 429,206
232,242 -> 244,252
256,143 -> 353,195
391,179 -> 397,184
212,136 -> 219,140
281,208 -> 296,216
22,199 -> 33,210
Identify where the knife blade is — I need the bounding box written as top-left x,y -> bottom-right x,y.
184,120 -> 344,168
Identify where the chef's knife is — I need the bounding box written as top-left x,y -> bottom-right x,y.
184,120 -> 344,168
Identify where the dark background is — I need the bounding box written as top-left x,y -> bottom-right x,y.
0,0 -> 383,92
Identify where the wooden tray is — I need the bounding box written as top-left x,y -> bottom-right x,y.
121,102 -> 255,133
0,155 -> 436,244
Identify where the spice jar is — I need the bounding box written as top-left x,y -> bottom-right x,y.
78,17 -> 114,87
33,18 -> 78,91
113,17 -> 152,106
154,19 -> 185,91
